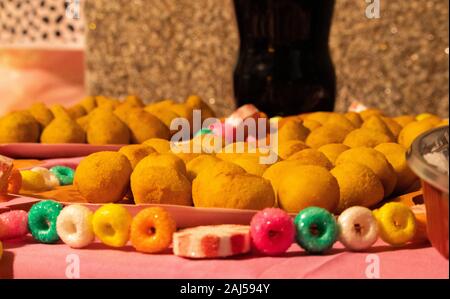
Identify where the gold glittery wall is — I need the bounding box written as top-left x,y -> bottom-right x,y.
85,0 -> 449,117
330,0 -> 449,117
84,0 -> 239,116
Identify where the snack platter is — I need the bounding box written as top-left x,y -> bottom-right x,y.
0,95 -> 448,273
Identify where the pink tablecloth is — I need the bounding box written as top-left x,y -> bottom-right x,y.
1,237 -> 448,279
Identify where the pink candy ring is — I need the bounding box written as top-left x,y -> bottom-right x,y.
250,208 -> 295,255
0,210 -> 29,240
337,206 -> 379,251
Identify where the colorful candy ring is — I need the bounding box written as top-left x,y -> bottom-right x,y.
250,208 -> 295,255
374,202 -> 416,246
31,167 -> 60,189
337,206 -> 378,251
28,200 -> 63,244
0,210 -> 29,240
50,166 -> 75,186
56,205 -> 95,248
130,207 -> 176,253
294,207 -> 338,254
92,204 -> 132,248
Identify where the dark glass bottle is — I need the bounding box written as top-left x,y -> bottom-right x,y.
233,0 -> 336,117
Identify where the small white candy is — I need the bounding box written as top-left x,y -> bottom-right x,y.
56,205 -> 95,249
338,206 -> 378,251
31,167 -> 60,189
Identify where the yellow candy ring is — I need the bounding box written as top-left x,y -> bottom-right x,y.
373,202 -> 416,246
92,204 -> 132,248
20,170 -> 48,192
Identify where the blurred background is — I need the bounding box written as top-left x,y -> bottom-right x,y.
0,0 -> 448,117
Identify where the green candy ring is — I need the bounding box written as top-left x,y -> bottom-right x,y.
194,128 -> 213,137
28,200 -> 63,244
295,207 -> 338,254
50,166 -> 75,186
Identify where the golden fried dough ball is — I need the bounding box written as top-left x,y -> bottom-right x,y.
131,166 -> 192,206
303,119 -> 322,131
74,151 -> 132,203
317,143 -> 350,165
277,165 -> 340,213
186,155 -> 221,181
343,128 -> 393,148
324,113 -> 356,131
185,95 -> 216,120
87,108 -> 131,145
305,124 -> 352,148
375,143 -> 418,194
124,109 -> 170,143
345,112 -> 363,128
398,118 -> 441,148
192,170 -> 275,210
415,113 -> 441,122
95,96 -> 120,110
67,104 -> 87,120
361,116 -> 395,140
170,141 -> 202,164
145,99 -> 175,112
0,111 -> 40,143
143,138 -> 171,153
286,148 -> 333,169
359,108 -> 384,121
119,144 -> 157,169
381,117 -> 402,139
277,140 -> 309,160
124,95 -> 145,108
305,112 -> 332,125
76,115 -> 91,131
336,147 -> 397,197
277,119 -> 310,142
393,115 -> 416,128
114,103 -> 136,122
28,102 -> 54,127
145,108 -> 180,134
263,160 -> 301,193
204,160 -> 247,177
232,155 -> 270,176
41,116 -> 86,144
167,103 -> 193,126
195,134 -> 226,153
50,104 -> 71,119
330,162 -> 384,213
79,96 -> 97,113
136,153 -> 187,177
217,142 -> 279,164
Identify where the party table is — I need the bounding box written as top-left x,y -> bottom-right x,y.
0,237 -> 448,279
1,158 -> 448,279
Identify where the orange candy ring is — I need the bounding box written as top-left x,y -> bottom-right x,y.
130,207 -> 176,253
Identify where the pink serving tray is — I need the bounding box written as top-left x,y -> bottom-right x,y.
0,143 -> 124,159
0,196 -> 274,228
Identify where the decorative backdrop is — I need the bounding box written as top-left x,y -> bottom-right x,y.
0,0 -> 448,118
84,0 -> 239,116
330,0 -> 449,117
